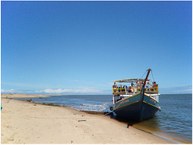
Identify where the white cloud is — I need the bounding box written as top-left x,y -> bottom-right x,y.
1,89 -> 17,93
38,87 -> 109,95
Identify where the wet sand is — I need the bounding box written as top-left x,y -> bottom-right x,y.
1,94 -> 177,144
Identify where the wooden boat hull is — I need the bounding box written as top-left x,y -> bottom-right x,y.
113,93 -> 160,122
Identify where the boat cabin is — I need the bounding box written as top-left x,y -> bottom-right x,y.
112,78 -> 159,103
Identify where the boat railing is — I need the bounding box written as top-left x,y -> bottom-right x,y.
112,84 -> 158,96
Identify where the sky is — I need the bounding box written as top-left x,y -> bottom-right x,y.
1,1 -> 192,94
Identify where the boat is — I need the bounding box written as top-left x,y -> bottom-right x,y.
110,68 -> 160,122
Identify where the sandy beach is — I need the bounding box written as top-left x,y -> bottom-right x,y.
1,94 -> 173,144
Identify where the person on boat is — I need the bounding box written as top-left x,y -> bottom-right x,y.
146,86 -> 149,92
153,82 -> 157,87
120,85 -> 125,94
118,86 -> 121,93
152,82 -> 158,93
127,86 -> 130,93
121,85 -> 125,93
128,86 -> 133,93
123,85 -> 127,94
112,83 -> 118,95
137,86 -> 141,92
133,87 -> 137,93
113,82 -> 117,88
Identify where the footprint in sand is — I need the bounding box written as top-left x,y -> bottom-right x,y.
8,138 -> 14,141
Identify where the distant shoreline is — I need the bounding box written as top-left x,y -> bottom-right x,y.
1,92 -> 192,96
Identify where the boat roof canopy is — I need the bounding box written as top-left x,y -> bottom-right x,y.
114,78 -> 144,83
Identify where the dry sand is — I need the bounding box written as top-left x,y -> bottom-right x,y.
1,94 -> 173,144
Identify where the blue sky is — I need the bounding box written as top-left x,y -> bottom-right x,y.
1,1 -> 192,94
